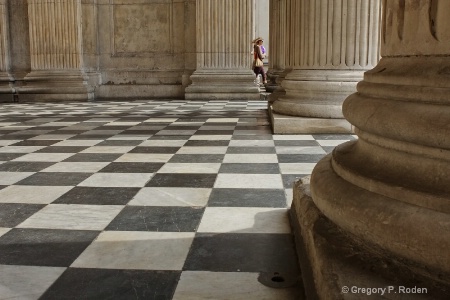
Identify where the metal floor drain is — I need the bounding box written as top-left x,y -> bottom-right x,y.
258,271 -> 299,289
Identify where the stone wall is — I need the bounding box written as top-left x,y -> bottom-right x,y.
0,0 -> 197,102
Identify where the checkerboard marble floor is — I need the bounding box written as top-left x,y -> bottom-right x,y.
0,100 -> 356,299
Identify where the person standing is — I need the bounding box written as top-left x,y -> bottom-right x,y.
252,37 -> 267,85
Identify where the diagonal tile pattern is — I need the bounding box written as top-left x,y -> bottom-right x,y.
0,99 -> 356,299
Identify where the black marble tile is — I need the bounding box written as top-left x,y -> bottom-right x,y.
226,147 -> 276,154
53,187 -> 140,205
149,135 -> 190,140
0,203 -> 45,227
184,233 -> 300,274
193,130 -> 234,135
0,161 -> 55,172
146,174 -> 217,188
96,140 -> 144,146
10,140 -> 59,146
129,147 -> 180,154
274,140 -> 320,146
184,140 -> 230,146
50,130 -> 89,134
0,153 -> 26,161
106,206 -> 204,232
168,154 -> 224,163
68,135 -> 115,140
219,163 -> 279,174
0,185 -> 6,190
91,126 -> 131,131
0,228 -> 99,267
35,146 -> 89,153
322,146 -> 335,154
165,126 -> 201,130
231,135 -> 273,140
63,153 -> 122,162
15,172 -> 92,186
1,135 -> 39,140
99,162 -> 164,173
208,188 -> 286,207
277,154 -> 326,163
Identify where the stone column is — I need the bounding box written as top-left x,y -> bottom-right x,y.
20,0 -> 93,101
185,0 -> 260,100
0,0 -> 13,100
270,0 -> 381,133
267,0 -> 291,103
291,1 -> 450,299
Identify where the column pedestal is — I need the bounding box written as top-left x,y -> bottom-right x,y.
185,69 -> 259,100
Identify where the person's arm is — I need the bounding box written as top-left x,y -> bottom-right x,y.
255,45 -> 265,60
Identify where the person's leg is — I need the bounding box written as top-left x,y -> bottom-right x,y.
261,68 -> 267,84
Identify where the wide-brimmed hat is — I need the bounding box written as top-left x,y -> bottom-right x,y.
252,37 -> 264,43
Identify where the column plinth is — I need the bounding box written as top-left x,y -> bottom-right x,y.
291,1 -> 450,299
270,0 -> 381,133
185,0 -> 259,100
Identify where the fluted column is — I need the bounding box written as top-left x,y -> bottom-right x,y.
21,0 -> 93,101
0,0 -> 13,98
270,0 -> 381,133
265,0 -> 282,93
185,0 -> 259,100
291,1 -> 450,298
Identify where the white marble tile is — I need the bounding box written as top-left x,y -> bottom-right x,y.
115,153 -> 173,163
17,204 -> 123,230
78,173 -> 154,187
279,163 -> 316,174
12,153 -> 74,162
71,231 -> 195,270
223,154 -> 278,163
0,186 -> 73,204
206,118 -> 239,122
0,265 -> 66,300
157,163 -> 220,174
316,139 -> 350,146
80,146 -> 136,153
143,118 -> 178,123
0,140 -> 21,146
139,140 -> 187,147
197,207 -> 290,233
42,162 -> 109,173
0,227 -> 11,237
0,146 -> 45,153
173,271 -> 302,300
0,172 -> 34,185
285,189 -> 294,207
176,147 -> 228,154
129,187 -> 211,206
229,140 -> 275,147
273,134 -> 315,140
105,121 -> 141,126
214,174 -> 283,189
189,135 -> 232,140
52,140 -> 102,146
275,146 -> 326,154
107,135 -> 150,140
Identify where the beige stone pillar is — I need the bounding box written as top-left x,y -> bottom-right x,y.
21,0 -> 93,101
291,1 -> 450,299
185,0 -> 260,100
265,0 -> 285,94
0,0 -> 13,99
267,0 -> 291,103
270,0 -> 381,133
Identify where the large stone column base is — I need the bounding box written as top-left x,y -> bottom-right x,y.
17,71 -> 94,102
290,177 -> 450,300
269,105 -> 352,134
185,70 -> 260,100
